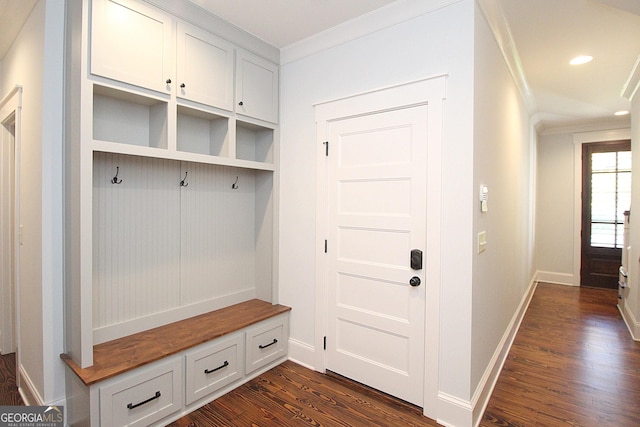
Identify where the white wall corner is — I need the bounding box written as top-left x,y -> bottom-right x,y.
619,302 -> 640,341
470,279 -> 538,426
437,392 -> 473,427
535,270 -> 577,287
287,338 -> 316,370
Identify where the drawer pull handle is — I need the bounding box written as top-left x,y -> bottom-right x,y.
127,391 -> 161,410
259,338 -> 278,349
204,360 -> 229,374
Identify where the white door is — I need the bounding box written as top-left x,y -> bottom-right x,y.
324,105 -> 427,406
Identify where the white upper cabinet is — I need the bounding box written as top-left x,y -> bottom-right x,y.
177,22 -> 234,110
236,50 -> 279,123
91,0 -> 173,94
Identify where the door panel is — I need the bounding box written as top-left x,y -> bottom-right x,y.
326,105 -> 427,406
581,140 -> 631,289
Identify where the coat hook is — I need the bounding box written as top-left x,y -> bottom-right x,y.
111,166 -> 122,184
232,176 -> 239,190
180,171 -> 189,187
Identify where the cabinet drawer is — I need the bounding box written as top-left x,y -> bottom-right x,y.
185,333 -> 244,405
245,314 -> 289,374
99,358 -> 182,427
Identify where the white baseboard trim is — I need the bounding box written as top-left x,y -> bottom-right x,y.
470,278 -> 538,427
619,301 -> 640,341
18,364 -> 43,406
287,338 -> 316,370
437,391 -> 472,427
535,271 -> 575,287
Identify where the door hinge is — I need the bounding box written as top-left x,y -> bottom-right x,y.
324,239 -> 328,253
323,336 -> 327,350
323,141 -> 329,156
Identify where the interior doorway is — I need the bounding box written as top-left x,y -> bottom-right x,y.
580,140 -> 631,289
0,87 -> 21,394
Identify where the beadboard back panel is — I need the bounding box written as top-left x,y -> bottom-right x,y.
180,162 -> 257,303
93,152 -> 182,328
93,153 -> 271,342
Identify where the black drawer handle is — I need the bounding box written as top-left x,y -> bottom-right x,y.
127,391 -> 161,410
258,338 -> 278,349
204,360 -> 229,374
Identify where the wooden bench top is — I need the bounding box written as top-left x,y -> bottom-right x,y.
61,299 -> 291,385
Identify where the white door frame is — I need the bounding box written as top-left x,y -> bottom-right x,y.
314,76 -> 445,418
0,86 -> 22,365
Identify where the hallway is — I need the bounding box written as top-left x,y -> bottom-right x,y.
481,283 -> 640,426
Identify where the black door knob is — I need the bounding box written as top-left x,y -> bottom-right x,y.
409,276 -> 421,287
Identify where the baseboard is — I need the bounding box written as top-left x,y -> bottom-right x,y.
18,364 -> 43,405
437,391 -> 473,427
470,278 -> 538,427
287,338 -> 316,370
619,301 -> 640,341
535,271 -> 575,286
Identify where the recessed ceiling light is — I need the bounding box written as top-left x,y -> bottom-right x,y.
614,110 -> 629,116
569,55 -> 593,65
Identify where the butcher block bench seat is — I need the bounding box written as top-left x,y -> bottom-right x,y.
61,299 -> 291,385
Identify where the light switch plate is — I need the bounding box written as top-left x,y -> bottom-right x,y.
478,231 -> 487,254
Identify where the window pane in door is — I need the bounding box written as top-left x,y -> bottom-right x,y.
589,149 -> 631,249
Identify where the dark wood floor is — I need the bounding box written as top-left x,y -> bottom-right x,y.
1,283 -> 638,426
480,283 -> 640,426
0,352 -> 23,406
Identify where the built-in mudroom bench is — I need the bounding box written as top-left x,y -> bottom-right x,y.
63,0 -> 283,424
62,299 -> 290,426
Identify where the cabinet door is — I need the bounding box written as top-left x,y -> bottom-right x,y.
177,22 -> 234,110
235,50 -> 279,123
91,0 -> 173,94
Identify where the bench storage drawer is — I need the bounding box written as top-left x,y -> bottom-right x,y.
245,314 -> 288,374
99,357 -> 182,427
185,333 -> 244,405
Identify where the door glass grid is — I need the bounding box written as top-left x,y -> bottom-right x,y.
590,150 -> 631,248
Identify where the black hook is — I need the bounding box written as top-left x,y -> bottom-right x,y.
111,166 -> 122,184
232,176 -> 239,190
180,171 -> 189,187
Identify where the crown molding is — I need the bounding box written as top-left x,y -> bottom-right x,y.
622,54 -> 640,100
280,0 -> 461,65
476,0 -> 535,112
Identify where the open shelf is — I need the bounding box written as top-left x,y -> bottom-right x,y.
93,84 -> 168,149
177,105 -> 230,157
236,119 -> 274,164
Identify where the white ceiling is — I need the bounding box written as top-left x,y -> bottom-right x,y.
1,0 -> 638,130
187,0 -> 398,48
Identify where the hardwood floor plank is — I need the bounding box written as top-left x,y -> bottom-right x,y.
0,353 -> 23,406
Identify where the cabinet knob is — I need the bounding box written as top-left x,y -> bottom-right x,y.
238,101 -> 244,106
166,78 -> 172,84
180,83 -> 186,88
